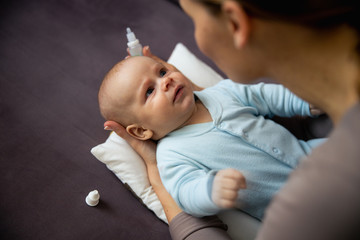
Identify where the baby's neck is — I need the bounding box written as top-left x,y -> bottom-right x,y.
184,96 -> 212,126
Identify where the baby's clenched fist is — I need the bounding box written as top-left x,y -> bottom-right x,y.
211,168 -> 247,208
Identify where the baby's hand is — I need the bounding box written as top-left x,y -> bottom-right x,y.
211,169 -> 246,209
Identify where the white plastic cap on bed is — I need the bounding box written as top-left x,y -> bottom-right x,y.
85,190 -> 100,206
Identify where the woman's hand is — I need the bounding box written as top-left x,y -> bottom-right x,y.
309,104 -> 324,116
104,121 -> 157,167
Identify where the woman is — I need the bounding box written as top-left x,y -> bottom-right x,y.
105,0 -> 360,239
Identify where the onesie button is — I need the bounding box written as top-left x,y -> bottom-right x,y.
242,131 -> 249,138
272,147 -> 280,154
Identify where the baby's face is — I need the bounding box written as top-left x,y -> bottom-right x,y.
114,56 -> 196,139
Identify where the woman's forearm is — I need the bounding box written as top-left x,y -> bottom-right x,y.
147,164 -> 183,223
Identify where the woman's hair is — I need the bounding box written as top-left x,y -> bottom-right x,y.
197,0 -> 359,31
197,0 -> 360,94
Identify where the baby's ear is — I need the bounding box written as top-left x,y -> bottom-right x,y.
126,124 -> 153,140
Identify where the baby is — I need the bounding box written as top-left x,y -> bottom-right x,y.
98,56 -> 325,220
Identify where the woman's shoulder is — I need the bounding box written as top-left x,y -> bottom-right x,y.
258,104 -> 360,239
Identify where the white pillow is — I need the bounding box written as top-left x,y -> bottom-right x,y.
91,43 -> 261,237
91,131 -> 167,222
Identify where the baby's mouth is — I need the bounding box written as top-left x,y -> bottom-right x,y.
173,86 -> 184,103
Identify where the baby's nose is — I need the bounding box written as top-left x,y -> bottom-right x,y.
161,77 -> 172,91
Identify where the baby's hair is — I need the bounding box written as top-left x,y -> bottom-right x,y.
98,58 -> 135,127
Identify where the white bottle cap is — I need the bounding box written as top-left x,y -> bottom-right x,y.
126,27 -> 136,42
126,27 -> 140,48
85,190 -> 100,206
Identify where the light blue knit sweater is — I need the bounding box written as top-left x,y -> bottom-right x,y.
157,80 -> 324,219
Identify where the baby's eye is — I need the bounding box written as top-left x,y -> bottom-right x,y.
160,69 -> 167,77
146,87 -> 154,98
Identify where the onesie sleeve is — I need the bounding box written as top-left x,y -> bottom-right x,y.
157,148 -> 220,217
223,80 -> 311,117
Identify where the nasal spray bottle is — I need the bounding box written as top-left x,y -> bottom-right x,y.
126,27 -> 142,56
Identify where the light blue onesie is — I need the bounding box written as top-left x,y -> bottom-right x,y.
157,80 -> 324,219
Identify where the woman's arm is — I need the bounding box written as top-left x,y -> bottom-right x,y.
104,121 -> 231,240
147,163 -> 183,222
104,121 -> 182,222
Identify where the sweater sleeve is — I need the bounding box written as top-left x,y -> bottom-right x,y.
157,148 -> 220,217
223,80 -> 311,118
